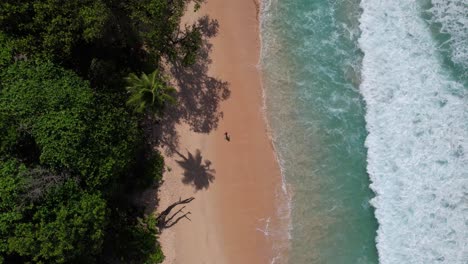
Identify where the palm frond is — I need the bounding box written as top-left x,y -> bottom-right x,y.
125,70 -> 178,114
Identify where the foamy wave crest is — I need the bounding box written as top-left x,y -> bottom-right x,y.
258,1 -> 292,263
359,1 -> 468,263
429,0 -> 468,69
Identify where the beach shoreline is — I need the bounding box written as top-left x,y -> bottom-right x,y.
157,0 -> 289,263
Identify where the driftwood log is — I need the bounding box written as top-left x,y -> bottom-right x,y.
157,197 -> 195,229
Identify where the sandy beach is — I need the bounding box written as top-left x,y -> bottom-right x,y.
156,0 -> 288,263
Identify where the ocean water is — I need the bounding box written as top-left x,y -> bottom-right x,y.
261,0 -> 378,263
260,0 -> 467,263
360,0 -> 468,263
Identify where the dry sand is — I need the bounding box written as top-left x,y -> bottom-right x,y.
157,0 -> 289,263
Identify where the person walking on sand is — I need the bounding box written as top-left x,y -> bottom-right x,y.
224,132 -> 230,142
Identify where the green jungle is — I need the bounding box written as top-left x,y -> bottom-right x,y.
0,0 -> 208,263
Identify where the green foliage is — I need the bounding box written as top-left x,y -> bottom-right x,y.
0,61 -> 93,165
0,61 -> 93,127
125,70 -> 176,114
0,161 -> 107,263
0,160 -> 27,212
135,150 -> 165,190
9,184 -> 106,263
146,151 -> 165,184
106,214 -> 164,264
0,0 -> 205,263
0,0 -> 203,68
0,113 -> 19,159
0,33 -> 13,68
79,104 -> 141,189
129,0 -> 203,64
0,0 -> 110,61
178,26 -> 202,66
34,111 -> 87,169
0,165 -> 31,253
0,61 -> 141,189
0,58 -> 164,264
30,189 -> 106,263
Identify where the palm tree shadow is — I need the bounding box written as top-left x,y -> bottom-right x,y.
170,16 -> 229,134
175,149 -> 215,190
151,15 -> 230,156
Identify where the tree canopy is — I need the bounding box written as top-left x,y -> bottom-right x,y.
0,61 -> 141,189
0,0 -> 203,68
0,0 -> 110,61
0,161 -> 107,263
0,0 -> 204,262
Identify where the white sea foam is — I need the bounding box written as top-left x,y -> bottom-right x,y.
258,1 -> 292,264
359,1 -> 468,263
429,0 -> 468,69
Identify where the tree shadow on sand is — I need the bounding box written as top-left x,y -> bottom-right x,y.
175,149 -> 215,191
152,15 -> 230,156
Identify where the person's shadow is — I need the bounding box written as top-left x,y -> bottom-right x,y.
175,149 -> 215,190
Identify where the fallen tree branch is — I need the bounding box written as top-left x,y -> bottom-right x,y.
165,212 -> 192,228
157,197 -> 194,229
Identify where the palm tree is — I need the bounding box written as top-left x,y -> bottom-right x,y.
125,70 -> 176,114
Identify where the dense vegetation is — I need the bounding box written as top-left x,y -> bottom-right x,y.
0,0 -> 202,263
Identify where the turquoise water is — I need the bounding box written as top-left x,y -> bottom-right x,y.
261,0 -> 467,263
261,0 -> 378,263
